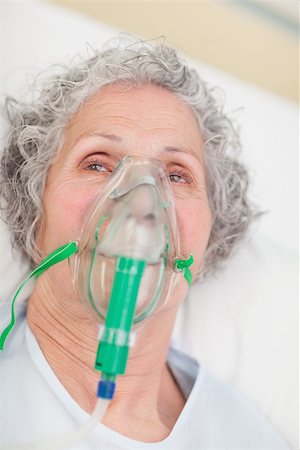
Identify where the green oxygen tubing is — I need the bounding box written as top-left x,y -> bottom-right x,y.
0,240 -> 193,449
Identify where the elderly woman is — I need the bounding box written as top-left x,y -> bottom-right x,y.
0,36 -> 290,449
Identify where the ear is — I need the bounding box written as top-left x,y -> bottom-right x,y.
32,215 -> 46,265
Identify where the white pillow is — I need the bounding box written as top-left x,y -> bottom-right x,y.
0,1 -> 297,448
173,226 -> 297,447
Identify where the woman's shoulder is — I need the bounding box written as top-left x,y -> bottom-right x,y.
167,344 -> 292,449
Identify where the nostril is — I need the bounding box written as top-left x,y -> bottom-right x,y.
144,213 -> 156,221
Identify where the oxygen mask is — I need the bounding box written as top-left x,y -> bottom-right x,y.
70,156 -> 185,327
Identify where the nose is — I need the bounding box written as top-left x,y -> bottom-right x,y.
126,185 -> 161,225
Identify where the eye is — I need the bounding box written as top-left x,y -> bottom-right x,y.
170,173 -> 185,183
85,162 -> 109,173
169,168 -> 192,184
80,154 -> 114,173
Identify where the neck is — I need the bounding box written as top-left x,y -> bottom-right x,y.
27,271 -> 187,441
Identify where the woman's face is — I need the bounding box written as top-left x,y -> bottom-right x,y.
37,83 -> 212,304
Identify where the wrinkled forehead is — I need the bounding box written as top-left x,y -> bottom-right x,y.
59,82 -> 204,159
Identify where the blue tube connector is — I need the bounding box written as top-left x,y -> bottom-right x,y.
97,380 -> 116,399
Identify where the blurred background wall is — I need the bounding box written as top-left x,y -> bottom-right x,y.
50,0 -> 299,103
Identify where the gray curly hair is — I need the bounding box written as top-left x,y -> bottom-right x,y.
0,35 -> 262,281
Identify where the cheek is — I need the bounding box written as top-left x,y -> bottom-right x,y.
38,176 -> 101,255
176,197 -> 212,272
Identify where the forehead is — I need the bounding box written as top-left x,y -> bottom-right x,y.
65,83 -> 203,147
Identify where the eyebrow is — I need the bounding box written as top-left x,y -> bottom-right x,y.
75,132 -> 201,161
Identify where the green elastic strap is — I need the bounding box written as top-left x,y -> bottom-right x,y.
0,241 -> 78,350
174,254 -> 194,286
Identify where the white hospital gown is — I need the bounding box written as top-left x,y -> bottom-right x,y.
0,305 -> 292,450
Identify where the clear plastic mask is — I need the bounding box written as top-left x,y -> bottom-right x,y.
70,156 -> 181,326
